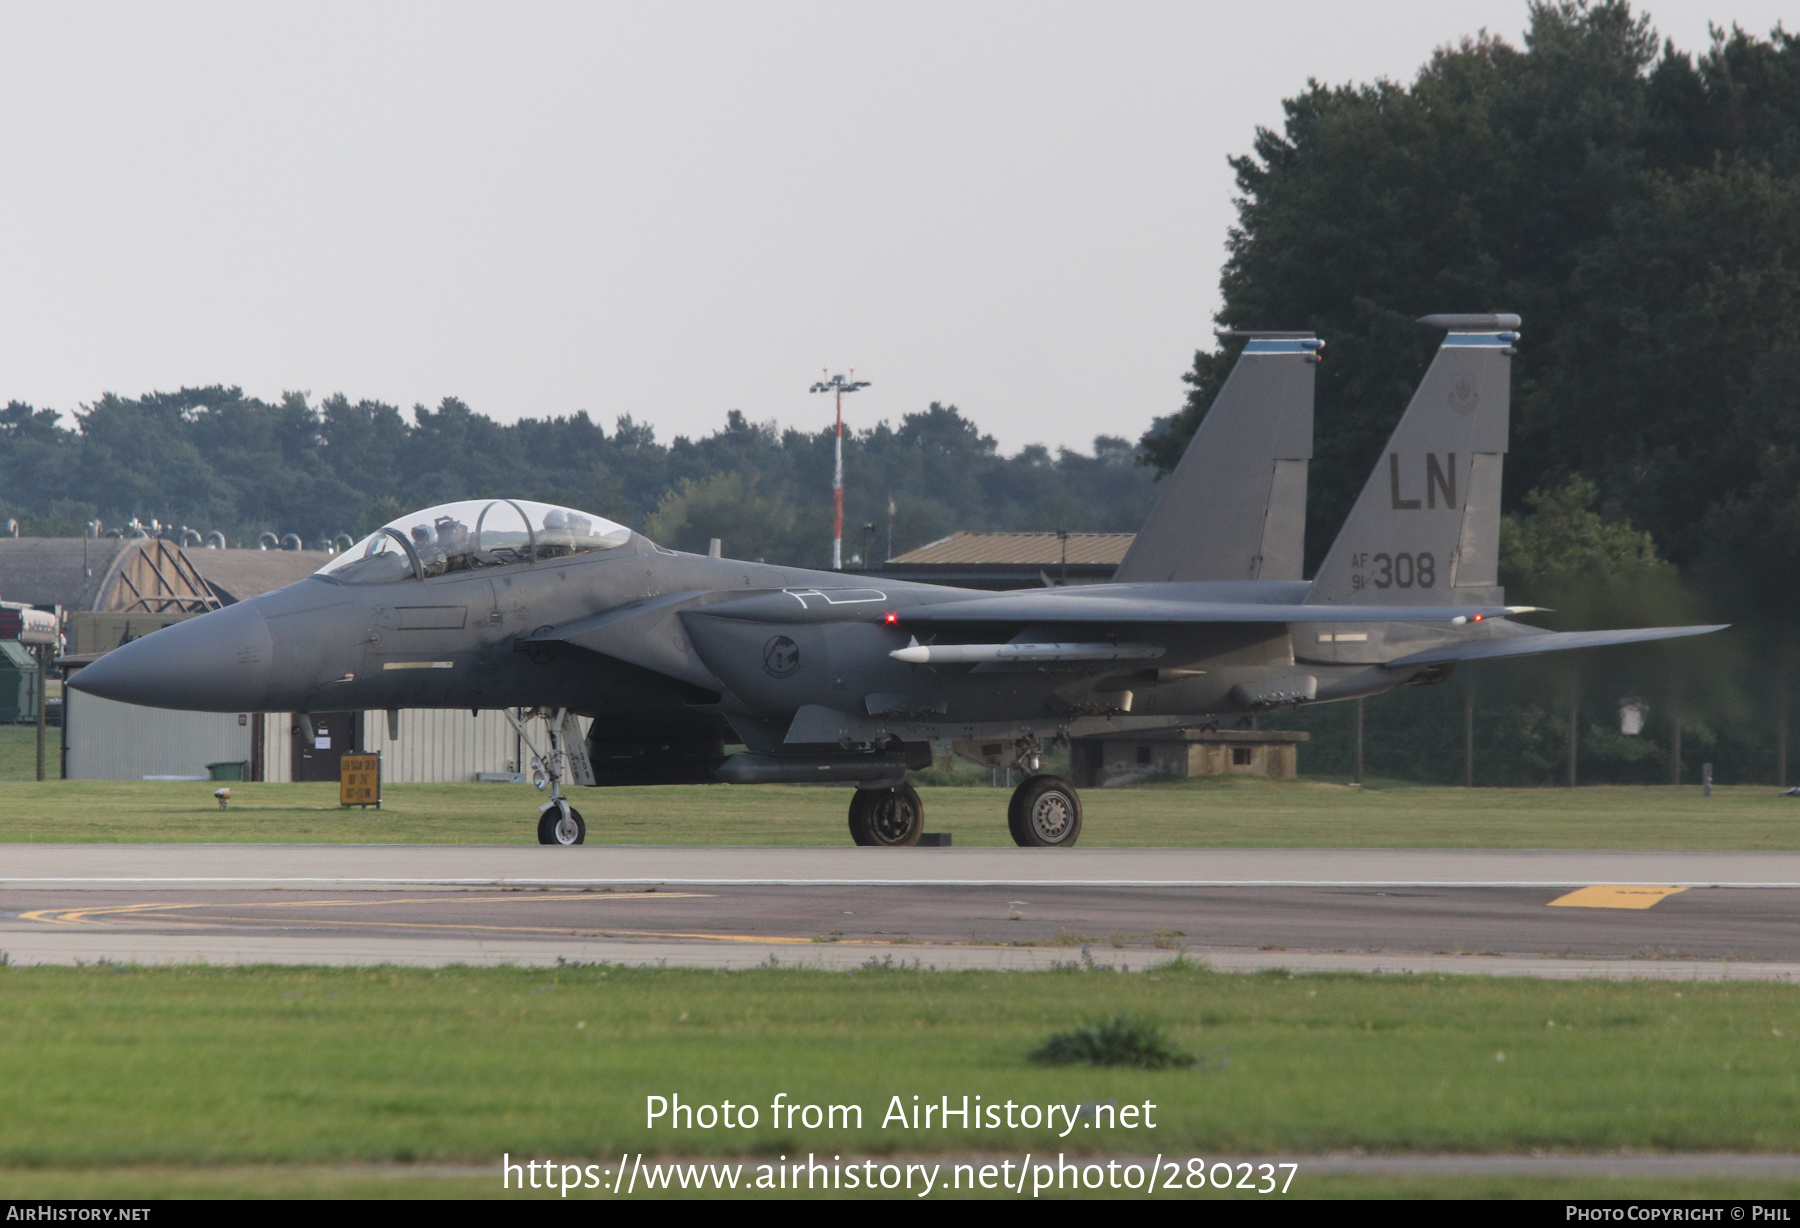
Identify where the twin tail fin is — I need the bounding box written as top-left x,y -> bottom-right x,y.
1114,331 -> 1320,584
1307,314 -> 1519,606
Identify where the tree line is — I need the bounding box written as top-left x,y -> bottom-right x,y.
1206,2 -> 1800,786
0,393 -> 1155,569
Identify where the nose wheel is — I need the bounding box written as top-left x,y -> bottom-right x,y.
508,707 -> 594,846
537,800 -> 586,846
848,783 -> 924,846
1008,774 -> 1082,847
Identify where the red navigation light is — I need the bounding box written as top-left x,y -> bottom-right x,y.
1472,614 -> 1484,622
883,611 -> 899,625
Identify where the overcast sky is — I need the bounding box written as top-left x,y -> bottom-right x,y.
0,2 -> 1787,452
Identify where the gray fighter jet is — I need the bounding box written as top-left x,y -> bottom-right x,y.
70,315 -> 1723,847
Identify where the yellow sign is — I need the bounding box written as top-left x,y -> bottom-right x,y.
1548,885 -> 1688,910
340,753 -> 382,809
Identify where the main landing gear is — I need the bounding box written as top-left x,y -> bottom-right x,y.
844,736 -> 1086,848
848,782 -> 924,846
1008,774 -> 1083,847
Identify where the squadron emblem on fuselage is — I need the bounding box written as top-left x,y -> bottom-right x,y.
762,635 -> 801,678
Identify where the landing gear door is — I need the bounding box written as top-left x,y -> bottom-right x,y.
560,710 -> 596,787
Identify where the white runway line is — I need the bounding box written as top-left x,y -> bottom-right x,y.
8,877 -> 1800,888
9,844 -> 1800,889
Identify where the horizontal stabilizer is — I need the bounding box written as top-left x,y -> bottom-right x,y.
1381,624 -> 1727,669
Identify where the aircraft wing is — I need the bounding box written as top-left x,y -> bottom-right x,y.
896,593 -> 1522,625
1380,624 -> 1728,669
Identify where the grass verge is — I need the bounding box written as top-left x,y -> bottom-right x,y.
0,1167 -> 1797,1200
0,774 -> 1797,847
0,724 -> 47,781
3,962 -> 1800,1170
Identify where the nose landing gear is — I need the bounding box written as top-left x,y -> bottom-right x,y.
537,799 -> 587,846
506,708 -> 594,846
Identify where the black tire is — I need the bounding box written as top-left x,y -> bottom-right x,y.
1009,775 -> 1082,847
847,783 -> 924,847
537,801 -> 586,846
1005,778 -> 1030,844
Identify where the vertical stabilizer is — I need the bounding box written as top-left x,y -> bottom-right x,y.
1308,314 -> 1519,605
1114,332 -> 1319,583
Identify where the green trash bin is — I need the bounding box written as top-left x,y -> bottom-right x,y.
207,761 -> 249,782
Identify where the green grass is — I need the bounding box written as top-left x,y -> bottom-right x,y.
0,774 -> 1797,847
1,1167 -> 1797,1200
0,724 -> 48,781
3,962 -> 1800,1168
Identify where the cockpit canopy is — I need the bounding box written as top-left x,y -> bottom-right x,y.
317,499 -> 633,584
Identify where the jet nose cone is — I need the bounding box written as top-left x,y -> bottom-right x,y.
68,603 -> 274,711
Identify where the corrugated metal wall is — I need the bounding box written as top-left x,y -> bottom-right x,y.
365,708 -> 500,783
66,698 -> 587,785
261,712 -> 291,782
340,709 -> 590,784
64,690 -> 253,781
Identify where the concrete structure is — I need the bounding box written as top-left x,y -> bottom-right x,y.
67,612 -> 199,656
1070,727 -> 1309,787
0,538 -> 324,613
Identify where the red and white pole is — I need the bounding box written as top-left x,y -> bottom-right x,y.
810,369 -> 868,571
832,387 -> 844,570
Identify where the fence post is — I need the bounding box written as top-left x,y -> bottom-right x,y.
34,642 -> 47,782
1779,660 -> 1790,789
1464,685 -> 1475,788
1566,691 -> 1579,788
1670,701 -> 1683,786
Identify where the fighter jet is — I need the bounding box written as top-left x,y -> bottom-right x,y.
70,314 -> 1723,847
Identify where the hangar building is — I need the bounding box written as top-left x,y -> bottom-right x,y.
0,537 -> 570,783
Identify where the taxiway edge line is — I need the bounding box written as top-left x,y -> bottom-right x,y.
5,877 -> 1800,889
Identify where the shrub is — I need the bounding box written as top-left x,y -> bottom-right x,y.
1028,1015 -> 1196,1069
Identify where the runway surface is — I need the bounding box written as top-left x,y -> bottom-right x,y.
6,844 -> 1800,979
8,843 -> 1800,887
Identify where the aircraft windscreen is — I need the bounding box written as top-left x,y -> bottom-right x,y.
316,499 -> 632,583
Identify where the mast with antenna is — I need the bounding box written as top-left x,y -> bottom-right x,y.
809,368 -> 870,570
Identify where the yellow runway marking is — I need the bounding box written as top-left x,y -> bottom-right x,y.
19,893 -> 710,927
1548,885 -> 1690,910
16,893 -> 820,944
